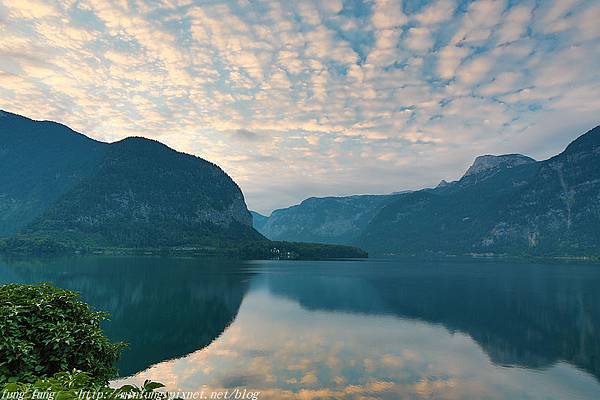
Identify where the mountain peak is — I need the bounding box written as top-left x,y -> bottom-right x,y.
0,110 -> 23,119
436,180 -> 450,188
463,154 -> 536,178
561,125 -> 600,156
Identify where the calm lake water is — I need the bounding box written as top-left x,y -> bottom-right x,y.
1,256 -> 600,399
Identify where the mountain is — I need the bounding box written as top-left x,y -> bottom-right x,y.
463,154 -> 536,177
250,211 -> 268,232
0,110 -> 107,235
0,110 -> 367,259
436,180 -> 450,188
359,126 -> 600,257
250,125 -> 600,257
432,154 -> 537,194
262,260 -> 600,380
23,137 -> 261,247
255,194 -> 398,245
0,110 -> 260,248
0,256 -> 251,377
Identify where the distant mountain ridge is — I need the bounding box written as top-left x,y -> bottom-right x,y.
431,154 -> 537,192
251,155 -> 542,247
255,125 -> 600,258
253,194 -> 399,245
361,126 -> 600,256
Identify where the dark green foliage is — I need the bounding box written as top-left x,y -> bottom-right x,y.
0,284 -> 125,384
0,257 -> 249,377
0,237 -> 365,259
1,370 -> 165,400
0,237 -> 72,255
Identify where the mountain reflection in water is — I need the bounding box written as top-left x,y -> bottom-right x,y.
0,256 -> 250,376
1,257 -> 599,399
263,260 -> 600,379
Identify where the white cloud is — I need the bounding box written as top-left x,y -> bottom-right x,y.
368,28 -> 403,67
574,2 -> 600,41
4,0 -> 60,18
496,4 -> 532,44
457,55 -> 493,85
413,0 -> 456,25
478,71 -> 522,96
405,27 -> 434,52
533,0 -> 581,35
451,0 -> 506,45
0,0 -> 599,213
437,45 -> 469,80
372,0 -> 407,29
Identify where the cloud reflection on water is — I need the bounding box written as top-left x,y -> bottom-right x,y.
116,282 -> 600,400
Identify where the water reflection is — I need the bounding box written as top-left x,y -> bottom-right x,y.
2,257 -> 600,399
0,256 -> 250,376
262,259 -> 600,379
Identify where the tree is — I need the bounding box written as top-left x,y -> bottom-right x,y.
0,283 -> 125,384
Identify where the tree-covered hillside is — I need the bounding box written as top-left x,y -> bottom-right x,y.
23,136 -> 260,247
0,111 -> 107,235
0,110 -> 260,248
0,110 -> 366,259
359,126 -> 600,257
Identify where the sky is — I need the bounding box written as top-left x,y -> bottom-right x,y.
1,0 -> 599,214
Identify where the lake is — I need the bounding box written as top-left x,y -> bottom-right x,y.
1,256 -> 600,399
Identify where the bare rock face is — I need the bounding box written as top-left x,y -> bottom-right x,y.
463,154 -> 536,178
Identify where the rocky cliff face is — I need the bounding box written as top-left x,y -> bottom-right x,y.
1,110 -> 261,248
464,154 -> 536,178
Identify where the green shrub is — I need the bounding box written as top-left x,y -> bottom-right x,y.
0,283 -> 125,384
1,370 -> 166,400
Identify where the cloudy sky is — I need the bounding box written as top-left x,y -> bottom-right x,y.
1,0 -> 599,214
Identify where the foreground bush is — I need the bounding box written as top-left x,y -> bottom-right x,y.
0,283 -> 125,384
1,370 -> 165,400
